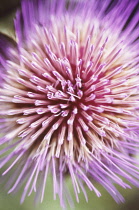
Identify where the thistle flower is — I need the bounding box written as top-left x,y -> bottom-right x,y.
0,0 -> 139,208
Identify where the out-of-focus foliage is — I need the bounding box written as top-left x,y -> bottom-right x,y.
0,0 -> 20,38
0,0 -> 20,18
0,167 -> 139,210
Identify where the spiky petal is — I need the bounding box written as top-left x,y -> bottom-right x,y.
0,0 -> 139,208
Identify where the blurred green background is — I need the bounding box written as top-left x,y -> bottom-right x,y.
1,164 -> 139,210
0,0 -> 139,209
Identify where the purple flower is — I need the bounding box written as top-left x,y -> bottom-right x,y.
0,0 -> 139,208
